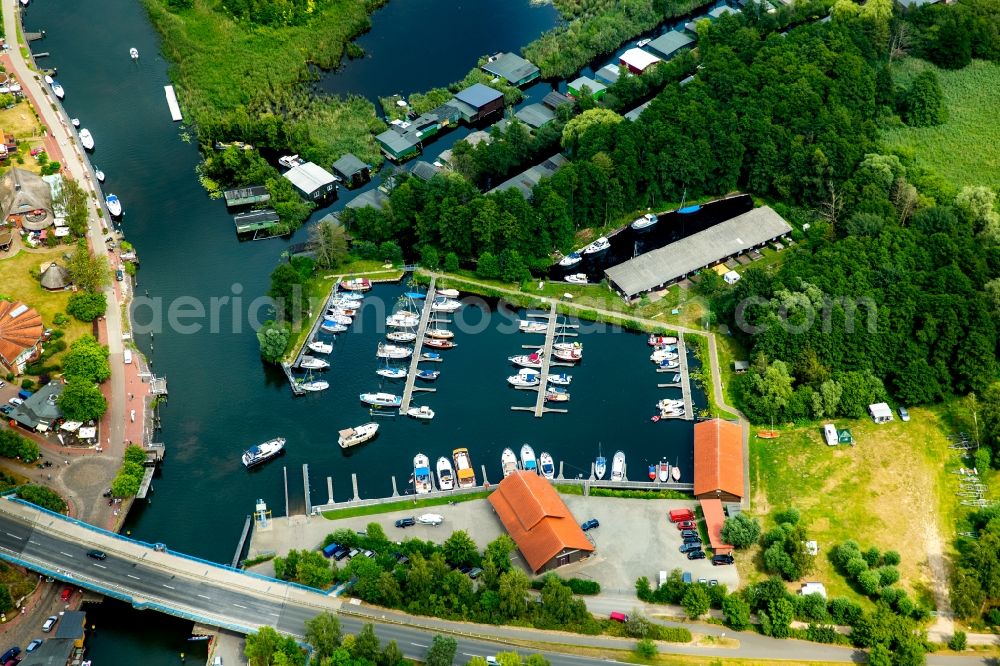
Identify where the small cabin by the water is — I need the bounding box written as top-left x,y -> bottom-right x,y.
488,154 -> 568,198
481,52 -> 541,87
283,162 -> 337,201
620,48 -> 662,75
409,161 -> 440,182
709,5 -> 736,18
377,128 -> 422,161
453,83 -> 504,123
233,209 -> 281,238
542,91 -> 574,110
647,31 -> 695,59
595,64 -> 621,85
331,153 -> 371,189
514,103 -> 556,129
223,185 -> 270,208
567,76 -> 607,100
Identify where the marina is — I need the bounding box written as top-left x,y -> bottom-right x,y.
509,303 -> 573,417
399,278 -> 439,414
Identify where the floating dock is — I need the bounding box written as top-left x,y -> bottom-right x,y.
399,279 -> 436,413
164,85 -> 182,122
677,335 -> 694,420
285,278 -> 344,396
508,303 -> 569,417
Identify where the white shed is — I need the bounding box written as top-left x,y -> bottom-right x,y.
823,423 -> 838,446
723,270 -> 740,285
868,402 -> 893,424
800,582 -> 827,599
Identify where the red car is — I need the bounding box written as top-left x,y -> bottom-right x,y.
676,520 -> 696,531
30,148 -> 44,157
60,586 -> 73,601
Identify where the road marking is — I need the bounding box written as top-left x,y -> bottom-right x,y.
93,563 -> 106,569
127,574 -> 140,580
232,603 -> 248,609
59,551 -> 73,558
269,613 -> 280,617
197,594 -> 211,600
162,584 -> 175,590
410,643 -> 427,648
5,532 -> 22,540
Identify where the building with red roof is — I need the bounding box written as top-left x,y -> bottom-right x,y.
693,418 -> 745,503
0,300 -> 43,375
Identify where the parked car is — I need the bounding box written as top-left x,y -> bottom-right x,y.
709,579 -> 718,586
86,550 -> 107,560
468,567 -> 483,579
609,611 -> 629,623
333,547 -> 350,561
668,508 -> 695,523
0,380 -> 5,388
42,615 -> 58,632
394,517 -> 416,528
898,406 -> 910,422
687,550 -> 706,560
682,537 -> 702,546
680,530 -> 699,539
676,520 -> 695,531
681,572 -> 692,584
0,405 -> 12,415
116,268 -> 124,282
679,542 -> 701,554
0,649 -> 20,664
26,640 -> 43,653
7,397 -> 22,406
698,577 -> 708,584
580,518 -> 600,531
459,565 -> 472,574
60,586 -> 73,601
712,554 -> 735,566
348,549 -> 359,558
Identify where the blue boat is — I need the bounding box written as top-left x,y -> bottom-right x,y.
416,369 -> 440,381
678,204 -> 701,214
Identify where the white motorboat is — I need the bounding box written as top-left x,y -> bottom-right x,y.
407,405 -> 435,420
453,448 -> 476,488
437,288 -> 460,298
79,128 -> 95,151
651,349 -> 678,362
501,447 -> 519,477
431,297 -> 461,312
376,344 -> 412,360
519,320 -> 548,333
94,168 -> 105,182
558,252 -> 582,268
387,331 -> 417,343
611,450 -> 626,481
320,322 -> 348,334
386,313 -> 419,328
327,306 -> 357,317
338,422 -> 379,449
298,379 -> 329,392
539,452 -> 555,479
509,353 -> 543,369
308,341 -> 332,354
546,373 -> 572,386
595,445 -> 607,480
672,465 -> 681,482
130,47 -> 139,60
553,348 -> 583,362
324,314 -> 352,326
520,444 -> 537,473
417,513 -> 444,525
424,338 -> 456,350
658,359 -> 680,370
507,368 -> 540,387
631,213 -> 658,230
359,392 -> 401,407
51,80 -> 65,99
376,367 -> 407,380
637,37 -> 651,47
413,454 -> 434,494
105,194 -> 122,217
416,369 -> 440,381
658,461 -> 670,483
44,75 -> 53,85
278,154 -> 302,169
553,341 -> 582,352
299,356 -> 329,370
330,296 -> 363,307
648,334 -> 678,346
242,437 -> 285,468
71,118 -> 80,127
565,273 -> 588,284
425,328 -> 454,339
421,352 -> 442,361
437,456 -> 455,491
582,236 -> 610,254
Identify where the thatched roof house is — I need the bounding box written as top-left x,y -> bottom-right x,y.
40,262 -> 70,290
1,167 -> 53,231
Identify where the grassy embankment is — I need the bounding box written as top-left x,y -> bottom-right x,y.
322,490 -> 490,520
882,58 -> 1000,190
743,408 -> 961,609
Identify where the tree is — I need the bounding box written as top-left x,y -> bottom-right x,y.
759,598 -> 794,638
310,219 -> 349,269
66,292 -> 108,322
442,530 -> 478,568
16,484 -> 66,512
475,252 -> 500,280
634,639 -> 657,659
901,71 -> 947,127
721,514 -> 762,548
498,568 -> 529,619
268,262 -> 308,322
305,612 -> 341,660
62,335 -> 111,383
444,252 -> 460,272
257,320 -> 291,363
58,378 -> 108,421
956,185 -> 1000,240
56,178 -> 91,237
67,243 -> 111,293
420,245 -> 440,269
722,594 -> 751,630
948,630 -> 967,651
425,635 -> 457,666
378,640 -> 404,666
681,584 -> 710,619
867,644 -> 892,666
246,626 -> 304,666
378,241 -> 403,264
484,534 -> 515,573
623,611 -> 651,638
560,108 -> 623,156
350,623 -> 381,663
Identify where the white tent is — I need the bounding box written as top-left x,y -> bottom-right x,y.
868,402 -> 893,423
723,270 -> 741,285
60,421 -> 83,432
78,426 -> 97,439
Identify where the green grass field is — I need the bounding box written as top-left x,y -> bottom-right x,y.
882,59 -> 1000,190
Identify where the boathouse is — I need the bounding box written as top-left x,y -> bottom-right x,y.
709,5 -> 736,18
542,91 -> 574,111
223,185 -> 270,208
693,419 -> 745,504
481,52 -> 541,87
409,161 -> 440,182
8,380 -> 63,432
646,31 -> 695,59
699,498 -> 734,555
567,76 -> 607,100
0,167 -> 52,230
282,162 -> 337,201
0,300 -> 43,376
595,64 -> 621,85
332,153 -> 371,188
376,128 -> 421,161
487,153 -> 568,198
514,103 -> 556,130
619,48 -> 662,75
604,205 -> 792,298
233,209 -> 281,238
488,471 -> 595,573
624,100 -> 651,121
453,84 -> 505,123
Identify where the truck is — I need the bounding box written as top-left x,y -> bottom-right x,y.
668,508 -> 695,523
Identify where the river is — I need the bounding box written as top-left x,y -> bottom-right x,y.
23,0 -> 706,658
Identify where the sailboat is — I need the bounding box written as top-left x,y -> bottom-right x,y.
595,445 -> 606,480
671,462 -> 681,481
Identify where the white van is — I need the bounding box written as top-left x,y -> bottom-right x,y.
659,570 -> 667,587
123,349 -> 133,364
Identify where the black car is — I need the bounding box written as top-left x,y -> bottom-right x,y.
679,542 -> 701,554
459,565 -> 473,574
581,519 -> 600,531
0,405 -> 12,415
682,536 -> 702,545
86,550 -> 107,560
333,546 -> 350,561
1,648 -> 21,663
712,554 -> 735,566
680,530 -> 699,539
394,517 -> 416,528
687,550 -> 706,560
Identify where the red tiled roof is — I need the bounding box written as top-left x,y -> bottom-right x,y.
488,471 -> 594,573
693,419 -> 744,500
699,498 -> 733,554
0,300 -> 42,367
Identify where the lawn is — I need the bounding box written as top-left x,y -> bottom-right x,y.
744,408 -> 957,608
321,490 -> 490,520
882,58 -> 1000,190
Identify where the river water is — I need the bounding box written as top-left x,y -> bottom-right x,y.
22,0 -> 708,657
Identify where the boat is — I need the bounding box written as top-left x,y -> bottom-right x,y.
308,341 -> 332,354
407,405 -> 435,420
658,461 -> 670,483
51,80 -> 65,100
553,348 -> 583,362
421,352 -> 442,361
327,306 -> 357,317
278,154 -> 302,169
417,513 -> 444,525
565,273 -> 588,284
648,464 -> 656,480
658,359 -> 679,370
520,444 -> 537,473
611,451 -> 626,481
299,356 -> 329,370
387,331 -> 417,343
757,430 -> 780,439
340,278 -> 372,292
416,369 -> 440,381
671,465 -> 681,482
507,368 -> 540,387
558,252 -> 582,268
651,349 -> 678,362
546,373 -> 572,386
130,47 -> 139,60
71,118 -> 80,127
631,213 -> 658,230
376,367 -> 407,380
425,328 -> 453,340
376,344 -> 412,359
79,128 -> 95,151
330,295 -> 363,306
648,334 -> 678,346
453,448 -> 476,488
424,338 -> 456,350
518,320 -> 548,333
678,204 -> 701,214
386,313 -> 419,328
437,456 -> 455,490
637,37 -> 651,47
545,389 -> 570,402
501,447 -> 519,477
359,392 -> 401,407
539,451 -> 555,479
509,352 -> 543,368
413,454 -> 434,494
242,437 -> 285,468
298,379 -> 329,392
338,423 -> 379,449
105,194 -> 122,217
595,446 -> 607,480
582,236 -> 610,254
553,341 -> 582,352
431,297 -> 462,312
437,288 -> 460,298
44,75 -> 53,85
320,322 -> 348,334
671,373 -> 681,382
94,168 -> 105,182
324,314 -> 352,326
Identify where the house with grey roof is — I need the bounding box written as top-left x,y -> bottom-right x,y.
453,84 -> 505,123
1,167 -> 52,231
567,76 -> 607,100
10,380 -> 63,432
282,162 -> 337,200
488,154 -> 569,198
331,153 -> 371,188
515,103 -> 556,129
646,31 -> 695,59
481,52 -> 540,87
595,64 -> 621,85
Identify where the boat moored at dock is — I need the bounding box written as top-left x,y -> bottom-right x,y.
565,273 -> 588,284
519,320 -> 548,333
242,437 -> 285,468
416,369 -> 440,381
539,451 -> 555,479
78,128 -> 95,150
453,448 -> 476,488
648,334 -> 678,346
386,313 -> 420,328
501,447 -> 518,477
437,288 -> 460,298
407,405 -> 435,420
299,356 -> 329,370
611,450 -> 626,481
425,328 -> 454,339
105,194 -> 123,217
631,213 -> 658,230
376,344 -> 412,359
509,352 -> 543,368
546,373 -> 572,386
297,378 -> 329,392
558,252 -> 582,268
338,423 -> 379,449
431,297 -> 462,312
582,236 -> 610,254
340,278 -> 372,292
360,392 -> 402,407
658,460 -> 670,482
595,447 -> 607,480
320,322 -> 348,334
376,367 -> 407,380
424,338 -> 456,350
545,388 -> 570,402
437,456 -> 455,490
387,331 -> 417,343
413,453 -> 434,493
508,368 -> 540,387
51,80 -> 65,99
520,444 -> 537,473
308,341 -> 332,354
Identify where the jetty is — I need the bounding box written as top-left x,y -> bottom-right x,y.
283,278 -> 345,396
510,302 -> 569,417
164,85 -> 182,122
399,278 -> 436,413
677,335 -> 694,420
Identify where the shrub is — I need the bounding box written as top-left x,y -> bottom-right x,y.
773,507 -> 800,526
862,547 -> 881,568
882,550 -> 901,566
845,557 -> 870,577
948,630 -> 967,651
721,514 -> 762,549
805,625 -> 841,644
634,639 -> 656,659
827,598 -> 863,626
53,312 -> 69,326
722,594 -> 751,630
878,566 -> 900,587
653,627 -> 691,642
0,430 -> 40,462
66,292 -> 107,322
16,484 -> 67,513
857,570 -> 882,596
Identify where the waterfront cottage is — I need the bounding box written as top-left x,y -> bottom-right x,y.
0,167 -> 53,230
331,153 -> 371,189
567,76 -> 607,101
223,185 -> 270,208
481,52 -> 541,87
646,31 -> 695,60
282,162 -> 337,201
453,84 -> 505,123
595,64 -> 621,85
0,300 -> 43,375
619,48 -> 661,75
514,103 -> 556,130
487,154 -> 568,198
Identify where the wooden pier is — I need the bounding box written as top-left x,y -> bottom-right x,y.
281,361 -> 305,396
677,335 -> 694,420
399,278 -> 436,413
510,302 -> 570,418
231,515 -> 252,567
284,277 -> 344,396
